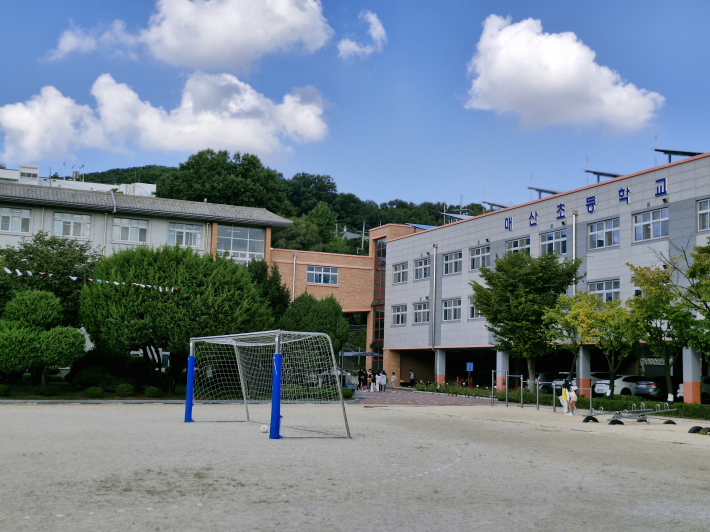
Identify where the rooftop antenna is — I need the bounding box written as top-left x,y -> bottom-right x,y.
459,194 -> 463,215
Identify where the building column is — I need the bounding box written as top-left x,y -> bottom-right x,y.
383,349 -> 401,388
577,346 -> 591,398
683,346 -> 702,404
435,349 -> 446,385
496,350 -> 509,390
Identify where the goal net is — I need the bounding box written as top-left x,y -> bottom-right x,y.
185,330 -> 351,438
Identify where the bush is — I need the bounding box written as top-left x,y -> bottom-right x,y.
72,366 -> 113,388
48,375 -> 64,382
174,385 -> 187,396
109,377 -> 138,392
115,384 -> 135,397
341,387 -> 353,399
0,384 -> 9,397
282,384 -> 308,400
84,386 -> 104,398
144,386 -> 161,398
32,385 -> 60,396
65,348 -> 132,384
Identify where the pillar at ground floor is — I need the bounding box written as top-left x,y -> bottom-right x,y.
683,346 -> 702,404
496,351 -> 509,390
435,349 -> 446,385
577,346 -> 591,399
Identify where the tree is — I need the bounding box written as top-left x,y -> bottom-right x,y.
544,291 -> 599,379
278,293 -> 350,353
0,232 -> 102,327
156,149 -> 293,217
626,263 -> 695,400
0,291 -> 85,384
271,218 -> 322,251
283,173 -> 337,216
572,296 -> 641,397
306,201 -> 337,243
471,251 -> 582,391
80,245 -> 274,391
248,260 -> 291,323
84,165 -> 177,185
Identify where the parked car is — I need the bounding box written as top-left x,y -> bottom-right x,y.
635,379 -> 668,400
593,375 -> 646,396
535,373 -> 560,394
676,376 -> 710,404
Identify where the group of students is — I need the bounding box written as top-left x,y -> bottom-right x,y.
358,369 -> 396,392
559,380 -> 579,415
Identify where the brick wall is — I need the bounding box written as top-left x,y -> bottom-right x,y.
270,249 -> 372,312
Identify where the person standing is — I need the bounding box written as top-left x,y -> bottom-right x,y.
380,371 -> 387,393
568,385 -> 579,416
409,369 -> 415,387
391,372 -> 397,392
560,381 -> 569,414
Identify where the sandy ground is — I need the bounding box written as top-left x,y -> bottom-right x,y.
1,402 -> 709,532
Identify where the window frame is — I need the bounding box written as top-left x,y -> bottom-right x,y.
468,296 -> 481,319
168,222 -> 202,248
112,217 -> 148,243
306,265 -> 339,286
392,262 -> 408,284
443,251 -> 463,275
588,280 -> 621,302
392,304 -> 407,326
52,212 -> 91,239
633,208 -> 669,242
700,199 -> 710,231
540,229 -> 567,256
216,224 -> 265,263
413,257 -> 430,280
588,218 -> 620,250
505,237 -> 530,254
413,302 -> 430,324
0,207 -> 31,234
442,298 -> 462,321
469,245 -> 490,270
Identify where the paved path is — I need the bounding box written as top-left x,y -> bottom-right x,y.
354,388 -> 492,406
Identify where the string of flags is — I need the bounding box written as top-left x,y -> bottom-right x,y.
2,266 -> 179,293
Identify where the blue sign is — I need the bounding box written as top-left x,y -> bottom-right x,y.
586,196 -> 596,214
529,211 -> 538,226
655,178 -> 667,197
556,203 -> 566,219
466,362 -> 474,372
504,217 -> 513,231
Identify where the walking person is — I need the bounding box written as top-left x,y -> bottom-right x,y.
409,369 -> 415,387
560,381 -> 569,414
391,372 -> 397,392
568,385 -> 579,416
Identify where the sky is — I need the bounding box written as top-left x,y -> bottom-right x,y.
1,0 -> 710,208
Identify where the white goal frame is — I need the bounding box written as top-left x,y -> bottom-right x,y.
184,330 -> 351,439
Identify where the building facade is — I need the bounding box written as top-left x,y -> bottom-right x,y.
383,153 -> 710,403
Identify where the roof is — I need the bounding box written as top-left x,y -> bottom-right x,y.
389,151 -> 710,243
0,183 -> 292,227
407,223 -> 437,230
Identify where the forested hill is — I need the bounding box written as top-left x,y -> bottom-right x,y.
85,150 -> 485,254
83,165 -> 177,185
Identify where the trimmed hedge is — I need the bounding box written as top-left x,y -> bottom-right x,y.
144,386 -> 161,398
115,384 -> 135,397
32,385 -> 60,396
341,387 -> 353,400
0,384 -> 9,397
175,385 -> 187,396
84,386 -> 104,398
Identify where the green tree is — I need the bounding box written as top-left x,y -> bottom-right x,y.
84,165 -> 177,185
306,201 -> 337,243
271,218 -> 322,251
544,291 -> 599,379
0,232 -> 102,327
278,293 -> 350,353
248,260 -> 291,323
80,245 -> 273,391
573,296 -> 641,397
156,149 -> 293,217
0,291 -> 85,383
627,263 -> 695,400
471,251 -> 582,390
283,173 -> 337,216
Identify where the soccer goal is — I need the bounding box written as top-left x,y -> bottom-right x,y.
184,330 -> 351,439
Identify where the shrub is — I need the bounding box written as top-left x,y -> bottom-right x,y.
115,384 -> 135,397
144,386 -> 161,398
72,366 -> 113,388
341,387 -> 353,399
84,386 -> 104,398
174,385 -> 187,396
0,384 -> 9,397
282,384 -> 307,400
32,385 -> 60,396
65,348 -> 132,384
48,375 -> 64,383
109,377 -> 138,392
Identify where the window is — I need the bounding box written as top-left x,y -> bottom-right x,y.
443,251 -> 462,275
588,218 -> 620,249
216,225 -> 265,263
53,212 -> 91,238
414,258 -> 430,279
469,296 -> 481,319
442,298 -> 461,321
505,237 -> 530,254
0,207 -> 31,233
634,208 -> 669,242
168,222 -> 201,247
470,246 -> 490,270
307,266 -> 339,285
393,262 -> 408,284
699,200 -> 710,231
588,280 -> 620,302
374,238 -> 386,301
112,217 -> 147,243
392,305 -> 407,325
413,302 -> 430,323
373,306 -> 385,342
540,230 -> 567,255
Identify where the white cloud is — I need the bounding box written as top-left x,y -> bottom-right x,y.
0,73 -> 327,161
48,0 -> 333,71
466,15 -> 664,131
337,10 -> 387,60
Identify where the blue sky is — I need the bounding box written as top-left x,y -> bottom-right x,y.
1,1 -> 709,207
